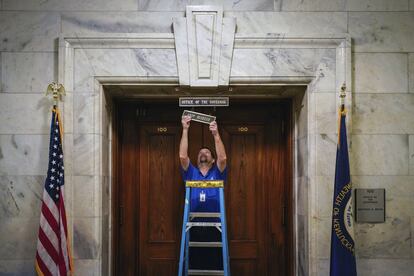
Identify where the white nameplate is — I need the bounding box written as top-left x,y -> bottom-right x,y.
182,110 -> 216,125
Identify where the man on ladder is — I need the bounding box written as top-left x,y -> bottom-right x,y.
179,115 -> 229,275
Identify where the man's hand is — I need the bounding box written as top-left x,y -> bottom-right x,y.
209,121 -> 219,136
182,115 -> 191,130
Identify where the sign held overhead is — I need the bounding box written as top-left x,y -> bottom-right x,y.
182,110 -> 216,125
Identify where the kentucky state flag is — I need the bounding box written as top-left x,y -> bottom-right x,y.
329,110 -> 357,276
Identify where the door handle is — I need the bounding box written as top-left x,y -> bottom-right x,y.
271,233 -> 277,248
282,205 -> 286,226
119,205 -> 124,226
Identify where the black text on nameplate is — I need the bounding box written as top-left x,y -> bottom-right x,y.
179,97 -> 229,107
182,110 -> 216,124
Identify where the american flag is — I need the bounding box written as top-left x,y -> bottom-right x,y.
35,107 -> 73,276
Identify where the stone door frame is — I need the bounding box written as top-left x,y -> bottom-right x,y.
58,7 -> 351,275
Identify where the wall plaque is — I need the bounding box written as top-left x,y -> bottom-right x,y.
355,188 -> 385,223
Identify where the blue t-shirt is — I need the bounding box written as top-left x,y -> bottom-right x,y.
180,162 -> 227,212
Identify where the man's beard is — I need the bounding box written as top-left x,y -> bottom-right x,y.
199,155 -> 208,164
200,155 -> 208,163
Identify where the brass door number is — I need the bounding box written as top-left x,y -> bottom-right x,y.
157,127 -> 168,132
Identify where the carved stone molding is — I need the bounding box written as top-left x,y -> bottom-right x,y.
173,6 -> 236,87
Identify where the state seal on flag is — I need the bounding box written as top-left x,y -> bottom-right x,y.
332,182 -> 355,255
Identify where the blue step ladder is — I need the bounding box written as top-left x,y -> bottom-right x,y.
178,180 -> 230,276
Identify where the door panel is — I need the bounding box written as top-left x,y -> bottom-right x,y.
221,125 -> 265,275
146,130 -> 177,241
116,108 -> 138,276
231,260 -> 256,275
265,111 -> 292,276
139,125 -> 183,275
226,129 -> 260,240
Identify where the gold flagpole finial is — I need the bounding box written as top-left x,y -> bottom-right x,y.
45,82 -> 66,107
340,83 -> 346,112
340,83 -> 346,98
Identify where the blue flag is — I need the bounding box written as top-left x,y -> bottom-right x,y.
330,111 -> 357,276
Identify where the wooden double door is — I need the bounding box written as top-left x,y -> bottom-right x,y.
113,99 -> 293,275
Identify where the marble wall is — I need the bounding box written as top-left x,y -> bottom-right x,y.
0,1 -> 413,275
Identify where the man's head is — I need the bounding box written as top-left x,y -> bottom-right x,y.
197,146 -> 216,168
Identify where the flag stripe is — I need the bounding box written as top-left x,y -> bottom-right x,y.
59,190 -> 68,237
62,192 -> 74,272
59,243 -> 66,276
60,209 -> 70,272
42,189 -> 59,221
37,241 -> 58,275
39,212 -> 59,251
38,227 -> 59,264
59,189 -> 73,272
36,253 -> 51,276
41,203 -> 59,238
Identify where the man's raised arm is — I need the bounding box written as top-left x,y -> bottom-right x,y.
179,115 -> 191,170
209,121 -> 227,172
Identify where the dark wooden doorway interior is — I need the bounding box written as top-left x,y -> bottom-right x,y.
112,98 -> 293,275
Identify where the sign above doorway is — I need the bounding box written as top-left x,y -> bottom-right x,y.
179,97 -> 229,107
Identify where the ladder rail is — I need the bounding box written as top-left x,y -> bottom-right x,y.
178,187 -> 191,276
185,229 -> 190,276
219,188 -> 230,276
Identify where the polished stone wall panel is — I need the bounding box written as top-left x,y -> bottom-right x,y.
410,135 -> 414,175
73,217 -> 101,260
350,134 -> 409,175
225,11 -> 347,34
355,217 -> 411,258
73,48 -> 178,92
3,0 -> 138,11
0,94 -> 54,134
353,53 -> 408,93
409,53 -> 414,93
0,12 -> 60,52
1,52 -> 56,93
346,0 -> 409,11
139,0 -> 274,11
278,0 -> 346,11
0,175 -> 44,219
0,135 -> 49,176
0,218 -> 39,259
353,94 -> 414,134
349,12 -> 414,52
61,12 -> 183,35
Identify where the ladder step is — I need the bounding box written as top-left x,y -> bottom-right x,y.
190,212 -> 221,218
189,241 -> 222,247
188,269 -> 224,275
186,222 -> 221,227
